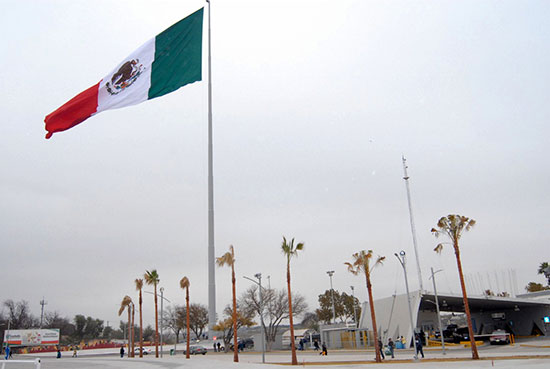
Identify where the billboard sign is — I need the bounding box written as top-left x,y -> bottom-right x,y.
3,329 -> 60,346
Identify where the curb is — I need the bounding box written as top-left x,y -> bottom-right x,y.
269,355 -> 550,365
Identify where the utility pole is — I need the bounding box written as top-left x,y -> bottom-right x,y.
430,268 -> 446,355
402,155 -> 424,292
39,298 -> 48,328
395,251 -> 418,360
350,286 -> 358,327
326,271 -> 336,324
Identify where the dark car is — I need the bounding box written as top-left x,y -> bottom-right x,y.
230,338 -> 254,351
184,345 -> 207,355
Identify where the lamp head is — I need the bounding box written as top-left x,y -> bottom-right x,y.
254,273 -> 261,279
399,250 -> 406,256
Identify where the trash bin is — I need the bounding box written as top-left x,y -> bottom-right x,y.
170,349 -> 175,356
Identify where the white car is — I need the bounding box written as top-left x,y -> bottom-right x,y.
489,330 -> 510,345
134,347 -> 152,355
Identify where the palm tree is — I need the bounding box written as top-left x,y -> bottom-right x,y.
432,214 -> 479,360
216,245 -> 239,363
130,301 -> 135,356
135,278 -> 144,358
281,236 -> 304,366
118,295 -> 133,358
180,276 -> 191,359
144,269 -> 160,358
345,250 -> 385,363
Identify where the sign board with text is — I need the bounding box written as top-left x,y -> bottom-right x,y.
3,329 -> 60,346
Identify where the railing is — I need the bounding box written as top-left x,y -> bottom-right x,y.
1,359 -> 41,369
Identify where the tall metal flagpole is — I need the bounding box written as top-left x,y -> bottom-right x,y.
206,0 -> 216,332
402,155 -> 424,292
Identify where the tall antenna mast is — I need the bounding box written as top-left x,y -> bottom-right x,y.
39,297 -> 48,328
402,155 -> 424,292
206,0 -> 216,332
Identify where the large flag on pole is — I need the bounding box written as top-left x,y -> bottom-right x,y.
44,8 -> 203,139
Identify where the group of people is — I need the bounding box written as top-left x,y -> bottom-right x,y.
4,346 -> 13,360
376,334 -> 425,360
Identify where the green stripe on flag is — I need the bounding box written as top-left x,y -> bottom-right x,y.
148,7 -> 203,100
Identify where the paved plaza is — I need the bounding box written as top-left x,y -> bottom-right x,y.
7,340 -> 550,369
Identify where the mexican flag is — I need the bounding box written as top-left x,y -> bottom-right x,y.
44,7 -> 203,139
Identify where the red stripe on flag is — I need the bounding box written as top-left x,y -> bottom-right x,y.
44,82 -> 100,139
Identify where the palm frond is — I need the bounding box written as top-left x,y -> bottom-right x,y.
345,262 -> 358,275
118,295 -> 132,316
281,236 -> 304,259
180,276 -> 190,290
144,269 -> 160,285
434,244 -> 444,253
135,278 -> 143,290
216,245 -> 235,267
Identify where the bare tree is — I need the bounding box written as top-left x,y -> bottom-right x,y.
239,286 -> 307,350
188,304 -> 208,339
162,306 -> 185,346
3,300 -> 37,329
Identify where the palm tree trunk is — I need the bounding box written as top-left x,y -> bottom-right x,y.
231,265 -> 239,362
127,308 -> 131,358
186,287 -> 190,359
365,271 -> 381,363
454,242 -> 479,360
287,261 -> 298,365
154,284 -> 159,358
139,289 -> 143,358
131,304 -> 135,357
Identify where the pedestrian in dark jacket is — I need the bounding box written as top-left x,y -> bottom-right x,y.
377,338 -> 385,360
388,338 -> 395,358
313,340 -> 320,351
320,343 -> 328,356
415,335 -> 424,358
120,346 -> 125,358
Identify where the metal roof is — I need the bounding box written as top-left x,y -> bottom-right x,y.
419,292 -> 550,313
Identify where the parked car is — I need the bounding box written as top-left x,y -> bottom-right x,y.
489,330 -> 510,345
134,347 -> 152,355
441,324 -> 470,343
229,338 -> 254,351
184,345 -> 207,355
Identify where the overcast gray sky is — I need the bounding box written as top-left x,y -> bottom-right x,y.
1,0 -> 549,329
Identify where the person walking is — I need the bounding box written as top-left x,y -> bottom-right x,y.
56,349 -> 62,359
313,340 -> 320,351
4,346 -> 10,360
120,346 -> 125,358
72,347 -> 78,357
320,343 -> 328,356
377,338 -> 385,360
415,334 -> 425,358
387,338 -> 395,358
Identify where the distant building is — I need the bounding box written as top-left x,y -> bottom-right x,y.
358,290 -> 550,343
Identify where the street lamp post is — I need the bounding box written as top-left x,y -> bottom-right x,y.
326,271 -> 336,324
160,287 -> 164,358
144,289 -> 170,358
395,250 -> 418,360
243,274 -> 266,363
430,267 -> 446,355
350,286 -> 358,327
